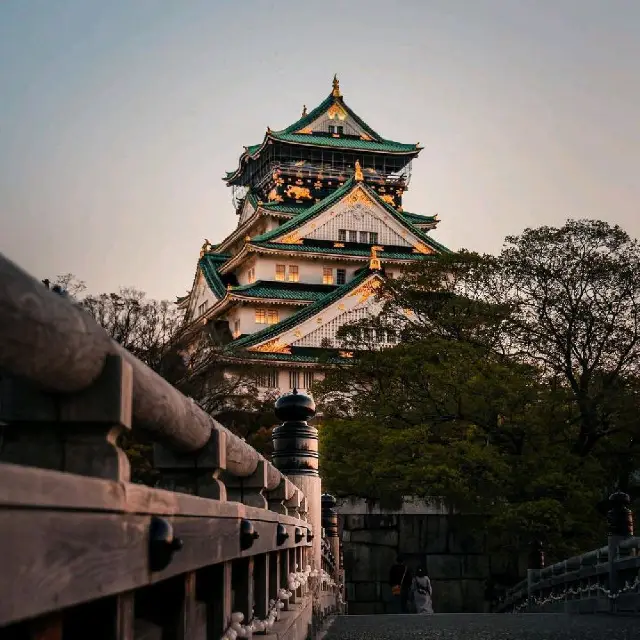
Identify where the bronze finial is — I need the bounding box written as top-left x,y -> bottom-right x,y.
266,126 -> 271,134
354,160 -> 364,182
332,74 -> 341,98
369,245 -> 382,271
302,104 -> 308,117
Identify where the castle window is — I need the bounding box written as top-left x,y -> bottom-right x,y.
302,371 -> 315,389
198,301 -> 208,316
338,229 -> 347,242
336,269 -> 346,285
247,268 -> 256,283
348,230 -> 358,243
359,231 -> 368,244
233,319 -> 240,338
328,125 -> 344,135
275,264 -> 286,281
323,267 -> 334,285
256,370 -> 279,388
289,370 -> 300,389
369,232 -> 379,244
288,265 -> 299,282
256,309 -> 280,324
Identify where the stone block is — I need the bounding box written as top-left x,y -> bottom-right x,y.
426,554 -> 462,580
350,529 -> 399,547
423,515 -> 448,553
461,554 -> 490,579
398,516 -> 423,553
380,583 -> 394,603
344,514 -> 366,530
355,582 -> 378,602
460,579 -> 487,613
431,579 -> 463,613
364,514 -> 397,529
345,542 -> 397,582
447,515 -> 486,554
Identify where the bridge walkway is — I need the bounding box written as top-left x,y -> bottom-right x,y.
324,613 -> 640,639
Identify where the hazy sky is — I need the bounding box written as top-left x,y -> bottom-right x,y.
1,1 -> 638,299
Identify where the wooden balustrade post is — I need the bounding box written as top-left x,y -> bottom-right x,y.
0,354 -> 136,638
322,493 -> 340,577
271,390 -> 322,571
607,491 -> 634,609
223,459 -> 268,508
153,429 -> 227,500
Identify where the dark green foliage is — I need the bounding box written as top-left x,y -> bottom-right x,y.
317,220 -> 640,560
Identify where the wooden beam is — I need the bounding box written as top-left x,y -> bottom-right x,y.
0,509 -> 310,627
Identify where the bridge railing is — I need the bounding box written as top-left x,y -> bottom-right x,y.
0,253 -> 340,638
495,494 -> 639,615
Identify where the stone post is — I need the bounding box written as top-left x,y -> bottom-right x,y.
607,491 -> 634,603
322,493 -> 340,576
272,389 -> 321,571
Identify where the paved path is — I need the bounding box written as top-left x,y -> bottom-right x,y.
324,613 -> 640,639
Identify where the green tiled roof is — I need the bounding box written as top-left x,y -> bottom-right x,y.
270,132 -> 418,153
199,253 -> 231,298
259,202 -> 308,214
231,280 -> 337,302
228,268 -> 374,351
252,179 -> 451,255
280,94 -> 383,141
224,91 -> 420,181
253,179 -> 356,243
401,212 -> 437,224
252,242 -> 435,261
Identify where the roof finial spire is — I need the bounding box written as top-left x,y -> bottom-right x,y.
369,246 -> 382,271
200,238 -> 211,257
354,159 -> 364,182
332,74 -> 341,98
302,104 -> 307,116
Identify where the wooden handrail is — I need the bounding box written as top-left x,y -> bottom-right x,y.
0,253 -> 271,478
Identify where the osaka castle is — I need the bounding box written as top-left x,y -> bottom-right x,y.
179,76 -> 450,394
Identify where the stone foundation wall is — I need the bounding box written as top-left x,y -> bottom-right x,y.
338,499 -> 525,614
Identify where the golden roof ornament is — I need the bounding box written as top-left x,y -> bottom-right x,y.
244,235 -> 251,242
332,74 -> 341,98
354,160 -> 364,182
266,126 -> 271,134
200,238 -> 211,257
302,104 -> 307,116
369,245 -> 382,271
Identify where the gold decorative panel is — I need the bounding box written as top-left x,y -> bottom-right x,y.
345,188 -> 372,207
268,188 -> 283,203
339,351 -> 354,358
285,185 -> 312,200
381,194 -> 395,206
349,278 -> 382,304
250,339 -> 291,354
327,103 -> 347,120
413,242 -> 433,255
280,231 -> 303,244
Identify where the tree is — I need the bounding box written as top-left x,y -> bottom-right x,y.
316,220 -> 640,560
497,220 -> 640,457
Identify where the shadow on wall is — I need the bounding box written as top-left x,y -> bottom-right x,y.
339,500 -> 526,614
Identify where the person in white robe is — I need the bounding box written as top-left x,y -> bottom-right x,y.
410,567 -> 433,614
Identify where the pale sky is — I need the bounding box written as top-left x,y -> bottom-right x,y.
1,1 -> 638,300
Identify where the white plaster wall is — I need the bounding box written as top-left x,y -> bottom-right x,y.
188,274 -> 218,322
254,368 -> 326,395
228,304 -> 299,336
251,255 -> 366,285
